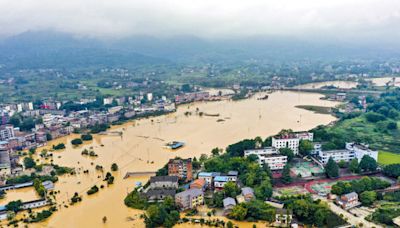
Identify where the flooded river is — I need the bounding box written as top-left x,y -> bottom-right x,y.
23,91 -> 340,228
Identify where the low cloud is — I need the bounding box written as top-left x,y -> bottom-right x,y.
1,0 -> 400,42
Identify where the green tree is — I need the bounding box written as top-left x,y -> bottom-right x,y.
359,155 -> 377,172
299,140 -> 313,156
23,157 -> 36,169
229,204 -> 248,221
349,159 -> 360,173
325,157 -> 339,178
254,179 -> 273,200
281,164 -> 292,184
5,200 -> 23,213
211,147 -> 220,156
81,134 -> 93,141
359,191 -> 377,206
111,163 -> 118,171
71,138 -> 83,145
279,148 -> 294,162
224,182 -> 240,198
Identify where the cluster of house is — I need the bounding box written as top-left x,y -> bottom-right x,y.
174,91 -> 210,104
143,158 -> 256,214
0,95 -> 178,178
244,131 -> 378,171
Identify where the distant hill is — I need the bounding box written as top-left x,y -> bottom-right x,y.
0,31 -> 170,69
0,31 -> 399,70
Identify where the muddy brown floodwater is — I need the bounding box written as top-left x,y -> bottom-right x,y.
294,80 -> 358,89
22,91 -> 340,228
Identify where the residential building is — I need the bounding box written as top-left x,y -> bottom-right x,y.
198,172 -> 220,188
145,189 -> 176,202
227,171 -> 238,182
241,187 -> 255,202
0,125 -> 14,141
175,91 -> 210,104
175,188 -> 204,210
223,197 -> 236,213
336,192 -> 361,210
168,158 -> 193,182
214,173 -> 238,190
244,147 -> 287,170
190,179 -> 206,191
0,148 -> 11,177
148,176 -> 179,189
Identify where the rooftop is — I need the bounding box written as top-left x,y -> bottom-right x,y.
214,176 -> 230,182
223,197 -> 236,207
176,188 -> 203,198
149,176 -> 179,183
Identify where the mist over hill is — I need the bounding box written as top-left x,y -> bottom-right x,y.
0,31 -> 399,70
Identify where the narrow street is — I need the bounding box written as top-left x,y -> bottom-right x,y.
315,196 -> 382,228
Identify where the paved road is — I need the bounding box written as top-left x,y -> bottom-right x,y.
314,196 -> 382,228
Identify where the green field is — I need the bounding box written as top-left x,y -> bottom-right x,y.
378,151 -> 400,165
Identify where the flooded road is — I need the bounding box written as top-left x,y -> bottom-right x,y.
27,91 -> 340,228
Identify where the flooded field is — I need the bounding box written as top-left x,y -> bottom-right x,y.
18,91 -> 341,228
368,77 -> 400,87
294,80 -> 358,89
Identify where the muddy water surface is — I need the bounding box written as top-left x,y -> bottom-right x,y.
27,91 -> 341,228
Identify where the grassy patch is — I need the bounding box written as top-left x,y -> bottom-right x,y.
295,105 -> 332,115
378,151 -> 400,165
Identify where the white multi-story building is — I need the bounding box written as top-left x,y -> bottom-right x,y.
346,142 -> 378,161
0,125 -> 14,141
272,135 -> 300,154
295,132 -> 314,141
272,132 -> 313,155
317,142 -> 378,164
318,149 -> 355,164
244,147 -> 288,170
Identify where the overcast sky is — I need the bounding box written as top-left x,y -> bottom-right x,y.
1,0 -> 400,42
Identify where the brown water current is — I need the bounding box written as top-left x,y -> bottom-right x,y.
16,91 -> 340,228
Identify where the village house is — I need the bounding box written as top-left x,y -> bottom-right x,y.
223,197 -> 236,214
167,158 -> 193,182
241,187 -> 255,202
148,176 -> 179,189
336,192 -> 361,210
190,179 -> 207,191
145,189 -> 176,202
198,172 -> 220,188
175,188 -> 204,210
